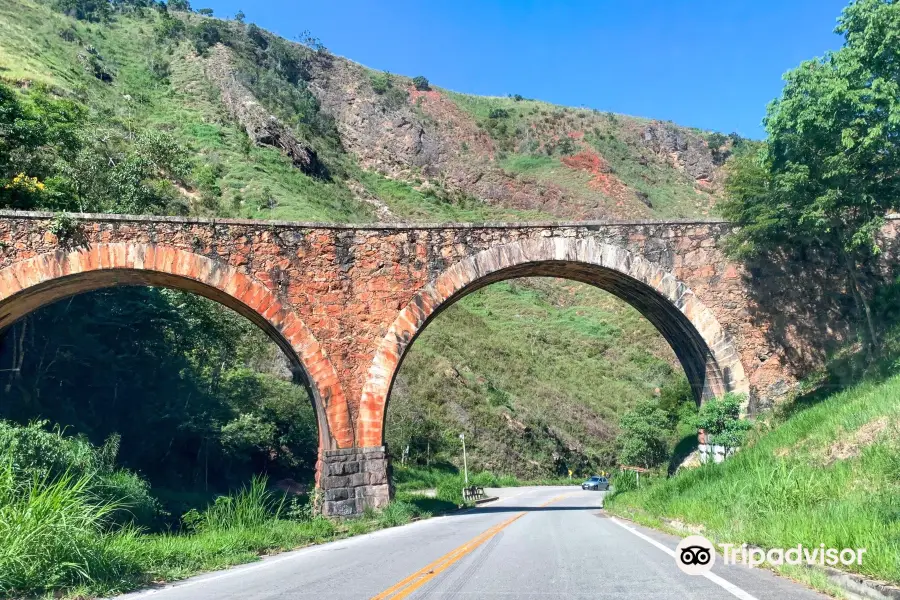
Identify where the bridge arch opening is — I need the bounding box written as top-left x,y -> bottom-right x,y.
359,238 -> 749,451
0,243 -> 353,452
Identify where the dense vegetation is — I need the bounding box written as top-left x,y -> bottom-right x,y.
0,288 -> 318,522
722,0 -> 900,352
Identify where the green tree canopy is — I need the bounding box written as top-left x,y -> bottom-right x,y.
693,394 -> 751,455
617,399 -> 670,469
722,0 -> 900,348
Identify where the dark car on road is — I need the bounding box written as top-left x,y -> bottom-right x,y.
581,475 -> 609,491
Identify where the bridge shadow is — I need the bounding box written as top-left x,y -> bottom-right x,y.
743,243 -> 900,415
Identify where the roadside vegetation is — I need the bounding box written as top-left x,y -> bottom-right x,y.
393,463 -> 575,507
606,332 -> 900,584
607,0 -> 900,587
0,422 -> 432,597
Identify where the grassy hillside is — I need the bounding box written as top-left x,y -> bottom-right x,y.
389,279 -> 690,477
607,354 -> 900,584
0,0 -> 711,481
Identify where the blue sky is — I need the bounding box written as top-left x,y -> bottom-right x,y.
199,0 -> 849,139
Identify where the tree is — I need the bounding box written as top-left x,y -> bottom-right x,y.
693,394 -> 752,458
196,7 -> 212,15
234,9 -> 245,22
53,0 -> 112,21
617,399 -> 670,469
722,0 -> 900,352
412,76 -> 430,91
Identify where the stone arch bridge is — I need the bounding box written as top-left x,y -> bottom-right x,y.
0,211 -> 810,515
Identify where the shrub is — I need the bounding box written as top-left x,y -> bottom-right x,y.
412,76 -> 430,91
155,13 -> 186,42
694,393 -> 752,455
0,421 -> 157,527
370,71 -> 391,94
488,107 -> 510,119
189,20 -> 223,55
184,476 -> 283,532
617,399 -> 670,469
53,0 -> 111,22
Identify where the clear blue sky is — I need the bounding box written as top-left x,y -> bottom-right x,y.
200,0 -> 850,139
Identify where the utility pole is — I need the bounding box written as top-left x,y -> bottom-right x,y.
459,433 -> 468,485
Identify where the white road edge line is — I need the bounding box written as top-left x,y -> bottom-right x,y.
608,517 -> 760,600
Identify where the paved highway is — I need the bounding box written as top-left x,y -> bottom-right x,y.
118,487 -> 830,599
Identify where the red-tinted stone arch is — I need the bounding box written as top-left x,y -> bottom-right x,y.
357,237 -> 749,447
0,243 -> 353,451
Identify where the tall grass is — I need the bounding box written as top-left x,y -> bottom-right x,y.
185,476 -> 285,532
606,371 -> 900,584
0,462 -> 141,596
0,463 -> 441,597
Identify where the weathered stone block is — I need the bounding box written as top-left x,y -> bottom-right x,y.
325,487 -> 350,502
319,446 -> 391,515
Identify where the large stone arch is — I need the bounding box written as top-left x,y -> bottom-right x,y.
357,237 -> 749,447
0,242 -> 353,451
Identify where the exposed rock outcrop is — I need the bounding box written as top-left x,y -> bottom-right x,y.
203,44 -> 322,176
641,122 -> 715,182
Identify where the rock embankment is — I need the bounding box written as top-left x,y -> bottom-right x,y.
203,44 -> 323,176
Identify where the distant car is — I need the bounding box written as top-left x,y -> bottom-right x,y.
581,475 -> 609,491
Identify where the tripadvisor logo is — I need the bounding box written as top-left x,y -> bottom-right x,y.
674,535 -> 867,575
675,535 -> 715,575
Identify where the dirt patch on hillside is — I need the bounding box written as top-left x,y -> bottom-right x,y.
822,417 -> 890,464
407,87 -> 495,159
561,150 -> 635,208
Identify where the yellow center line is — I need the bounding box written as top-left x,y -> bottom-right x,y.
370,493 -> 572,600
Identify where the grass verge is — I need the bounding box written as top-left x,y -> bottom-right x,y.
605,371 -> 900,585
0,474 -> 433,598
394,463 -> 577,507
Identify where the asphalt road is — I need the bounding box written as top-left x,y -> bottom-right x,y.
118,486 -> 830,600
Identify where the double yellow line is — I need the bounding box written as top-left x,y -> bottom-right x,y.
370,494 -> 570,600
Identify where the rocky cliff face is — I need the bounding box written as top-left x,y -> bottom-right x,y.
204,45 -> 323,177
180,14 -> 728,222
297,51 -> 727,221
641,122 -> 717,184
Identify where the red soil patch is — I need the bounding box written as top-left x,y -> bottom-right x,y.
561,150 -> 633,203
406,87 -> 495,158
408,87 -> 443,102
